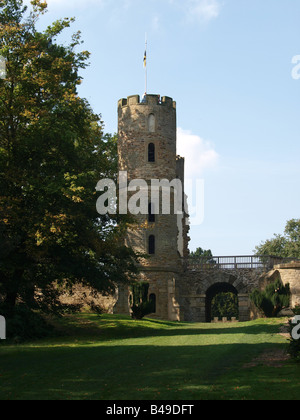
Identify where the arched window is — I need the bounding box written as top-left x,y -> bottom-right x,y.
148,143 -> 155,163
148,202 -> 155,223
149,294 -> 156,313
148,114 -> 156,132
148,235 -> 155,255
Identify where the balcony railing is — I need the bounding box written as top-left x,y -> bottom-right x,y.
187,255 -> 299,271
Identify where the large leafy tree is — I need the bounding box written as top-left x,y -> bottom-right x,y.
255,219 -> 300,260
0,0 -> 139,314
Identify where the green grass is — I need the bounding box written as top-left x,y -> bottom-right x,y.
0,315 -> 299,400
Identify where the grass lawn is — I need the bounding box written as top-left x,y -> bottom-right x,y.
0,315 -> 299,400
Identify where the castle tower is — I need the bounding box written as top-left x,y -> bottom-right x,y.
114,94 -> 189,320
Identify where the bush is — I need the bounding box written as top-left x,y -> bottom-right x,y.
0,304 -> 54,342
131,301 -> 155,320
250,279 -> 290,318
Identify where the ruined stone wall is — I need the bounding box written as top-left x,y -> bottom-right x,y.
260,262 -> 300,308
140,270 -> 181,321
277,264 -> 300,308
176,156 -> 190,259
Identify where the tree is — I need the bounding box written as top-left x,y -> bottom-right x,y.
255,219 -> 300,259
0,0 -> 139,319
190,247 -> 213,261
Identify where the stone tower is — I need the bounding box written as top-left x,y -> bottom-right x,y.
114,94 -> 189,320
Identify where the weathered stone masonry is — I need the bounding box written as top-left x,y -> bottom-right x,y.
114,94 -> 187,321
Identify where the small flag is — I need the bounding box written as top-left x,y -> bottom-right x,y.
143,50 -> 147,68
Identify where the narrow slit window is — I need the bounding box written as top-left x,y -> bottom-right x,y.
148,235 -> 155,255
148,114 -> 156,132
148,203 -> 155,223
148,143 -> 155,163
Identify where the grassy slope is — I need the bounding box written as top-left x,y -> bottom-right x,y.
0,315 -> 299,400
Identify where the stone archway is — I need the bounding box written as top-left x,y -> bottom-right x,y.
202,270 -> 251,323
205,282 -> 238,323
178,269 -> 252,323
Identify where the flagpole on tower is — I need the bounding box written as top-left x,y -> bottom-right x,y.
144,33 -> 147,94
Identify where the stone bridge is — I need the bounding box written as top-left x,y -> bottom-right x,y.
177,256 -> 300,323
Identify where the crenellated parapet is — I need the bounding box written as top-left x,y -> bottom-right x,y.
118,94 -> 176,109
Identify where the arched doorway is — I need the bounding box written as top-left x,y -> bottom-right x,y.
205,282 -> 239,322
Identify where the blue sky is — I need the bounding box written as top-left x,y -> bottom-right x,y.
34,0 -> 300,256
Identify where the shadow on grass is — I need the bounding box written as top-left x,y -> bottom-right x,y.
0,341 -> 297,401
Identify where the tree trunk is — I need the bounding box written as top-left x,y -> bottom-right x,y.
4,269 -> 24,311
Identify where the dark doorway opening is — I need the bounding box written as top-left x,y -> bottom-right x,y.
149,293 -> 156,313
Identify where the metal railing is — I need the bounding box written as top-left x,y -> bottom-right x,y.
187,255 -> 299,271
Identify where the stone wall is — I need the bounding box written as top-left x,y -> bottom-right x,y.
115,94 -> 189,320
114,262 -> 300,322
118,94 -> 177,181
118,94 -> 182,272
260,262 -> 300,308
176,156 -> 190,259
113,270 -> 181,321
176,267 -> 267,322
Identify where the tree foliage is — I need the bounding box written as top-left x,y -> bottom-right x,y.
190,247 -> 213,261
211,292 -> 239,320
0,0 -> 139,318
255,219 -> 300,259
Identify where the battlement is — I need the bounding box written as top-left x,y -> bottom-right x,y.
118,94 -> 176,109
176,155 -> 185,162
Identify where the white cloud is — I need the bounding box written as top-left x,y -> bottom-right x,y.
151,15 -> 161,33
177,127 -> 219,178
170,0 -> 221,24
187,0 -> 221,23
25,0 -> 221,25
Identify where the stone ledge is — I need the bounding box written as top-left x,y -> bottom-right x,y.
274,262 -> 300,269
